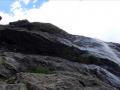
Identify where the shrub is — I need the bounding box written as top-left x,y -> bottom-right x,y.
31,66 -> 49,74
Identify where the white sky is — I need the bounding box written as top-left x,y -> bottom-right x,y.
0,1 -> 120,43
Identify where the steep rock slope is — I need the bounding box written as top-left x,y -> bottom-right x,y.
0,20 -> 119,90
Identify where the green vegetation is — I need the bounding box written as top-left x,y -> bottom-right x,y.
31,66 -> 49,74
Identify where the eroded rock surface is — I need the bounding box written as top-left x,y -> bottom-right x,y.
0,20 -> 119,90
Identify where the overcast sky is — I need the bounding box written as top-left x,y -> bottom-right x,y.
0,0 -> 120,43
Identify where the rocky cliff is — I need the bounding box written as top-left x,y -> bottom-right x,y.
0,20 -> 119,90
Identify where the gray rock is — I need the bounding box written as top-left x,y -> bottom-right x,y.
0,20 -> 119,89
0,84 -> 26,90
7,72 -> 117,90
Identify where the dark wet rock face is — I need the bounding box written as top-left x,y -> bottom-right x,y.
0,20 -> 119,90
